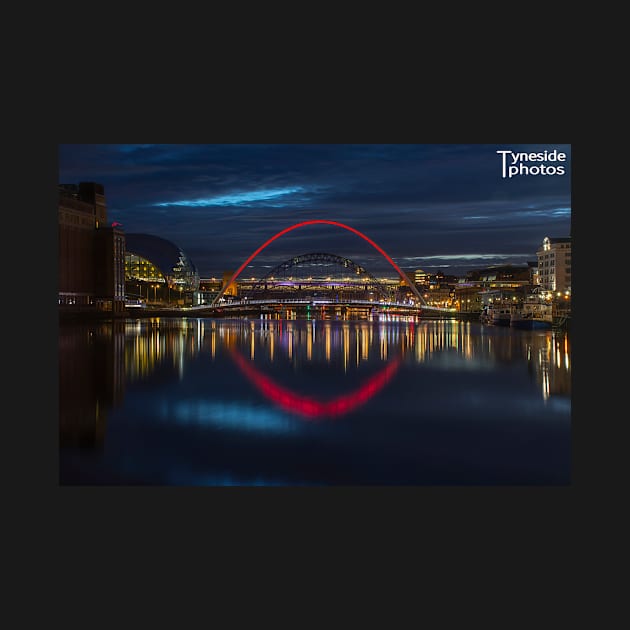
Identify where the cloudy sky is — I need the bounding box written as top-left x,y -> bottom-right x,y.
58,144 -> 571,278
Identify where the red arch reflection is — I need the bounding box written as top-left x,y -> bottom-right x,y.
211,220 -> 423,305
230,349 -> 401,419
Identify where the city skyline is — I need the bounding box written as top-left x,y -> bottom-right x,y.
58,144 -> 571,277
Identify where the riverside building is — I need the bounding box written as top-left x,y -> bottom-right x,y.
124,233 -> 200,305
58,182 -> 125,313
536,236 -> 571,296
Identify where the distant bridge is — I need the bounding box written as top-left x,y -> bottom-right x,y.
245,252 -> 394,301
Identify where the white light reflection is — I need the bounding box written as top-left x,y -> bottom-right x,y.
169,400 -> 297,434
539,347 -> 550,400
325,324 -> 331,362
167,472 -> 295,487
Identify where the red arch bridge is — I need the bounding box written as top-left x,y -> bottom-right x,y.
198,220 -> 455,315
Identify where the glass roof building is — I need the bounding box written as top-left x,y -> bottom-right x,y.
124,233 -> 200,292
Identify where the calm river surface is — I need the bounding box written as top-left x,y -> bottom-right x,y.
59,316 -> 571,485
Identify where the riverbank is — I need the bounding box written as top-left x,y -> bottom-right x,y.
59,306 -> 569,328
59,306 -> 479,323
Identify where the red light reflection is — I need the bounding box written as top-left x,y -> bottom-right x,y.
230,349 -> 401,419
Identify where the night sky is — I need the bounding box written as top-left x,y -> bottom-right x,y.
58,144 -> 571,278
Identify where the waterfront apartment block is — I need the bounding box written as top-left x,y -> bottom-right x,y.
536,236 -> 571,295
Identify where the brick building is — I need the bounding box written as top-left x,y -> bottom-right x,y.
58,182 -> 125,312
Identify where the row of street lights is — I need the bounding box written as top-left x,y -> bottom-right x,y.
133,281 -> 185,304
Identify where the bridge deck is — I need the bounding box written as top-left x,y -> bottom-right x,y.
184,299 -> 456,314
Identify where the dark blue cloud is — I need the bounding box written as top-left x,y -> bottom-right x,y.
58,144 -> 571,276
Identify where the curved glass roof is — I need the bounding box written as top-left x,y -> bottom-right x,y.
125,233 -> 199,290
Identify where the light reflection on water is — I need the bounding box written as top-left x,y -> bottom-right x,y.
59,317 -> 571,485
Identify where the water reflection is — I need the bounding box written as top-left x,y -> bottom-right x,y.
60,318 -> 571,437
59,320 -> 125,449
230,349 -> 401,419
526,333 -> 571,400
59,317 -> 571,485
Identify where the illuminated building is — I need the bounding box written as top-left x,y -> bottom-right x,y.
414,269 -> 429,286
453,285 -> 483,313
197,278 -> 223,305
58,182 -> 126,312
527,260 -> 539,286
453,265 -> 533,313
124,233 -> 200,304
536,236 -> 571,294
465,264 -> 531,285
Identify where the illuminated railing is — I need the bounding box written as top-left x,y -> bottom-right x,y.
201,298 -> 454,312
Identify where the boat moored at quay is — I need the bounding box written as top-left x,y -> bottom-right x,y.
510,298 -> 553,330
480,302 -> 512,326
480,295 -> 569,331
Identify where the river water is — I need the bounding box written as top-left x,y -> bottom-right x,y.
59,316 -> 571,485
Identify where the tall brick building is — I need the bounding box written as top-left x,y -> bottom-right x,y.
58,182 -> 125,312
